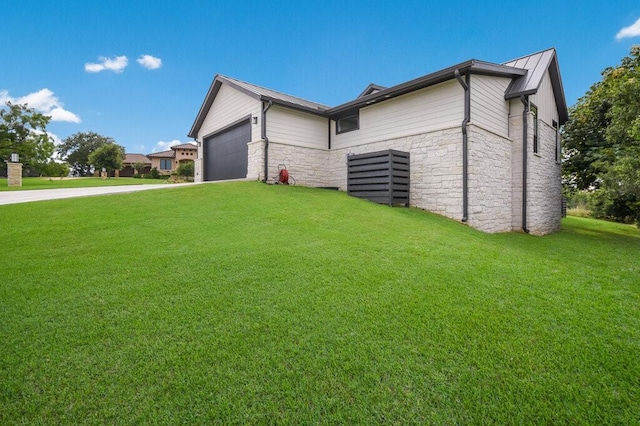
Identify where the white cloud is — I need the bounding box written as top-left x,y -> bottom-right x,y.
616,17 -> 640,40
137,54 -> 162,70
0,88 -> 81,123
84,55 -> 129,73
49,107 -> 81,123
152,139 -> 182,152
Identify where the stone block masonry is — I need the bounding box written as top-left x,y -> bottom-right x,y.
246,121 -> 561,235
527,119 -> 562,235
7,162 -> 22,187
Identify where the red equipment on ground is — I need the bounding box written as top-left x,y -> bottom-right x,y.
278,167 -> 289,185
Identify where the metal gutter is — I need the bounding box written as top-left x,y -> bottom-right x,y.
455,70 -> 470,223
262,100 -> 273,183
520,96 -> 530,233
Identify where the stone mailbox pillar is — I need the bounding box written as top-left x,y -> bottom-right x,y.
7,153 -> 23,187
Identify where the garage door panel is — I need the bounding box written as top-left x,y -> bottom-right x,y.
204,120 -> 250,181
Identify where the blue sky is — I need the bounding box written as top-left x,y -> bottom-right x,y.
2,0 -> 640,155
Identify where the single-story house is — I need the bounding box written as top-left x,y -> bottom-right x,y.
118,153 -> 152,177
147,143 -> 197,175
188,48 -> 567,235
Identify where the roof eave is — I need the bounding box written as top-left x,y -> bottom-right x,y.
261,96 -> 329,116
188,76 -> 223,139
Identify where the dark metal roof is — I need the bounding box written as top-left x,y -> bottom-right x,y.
503,48 -> 568,124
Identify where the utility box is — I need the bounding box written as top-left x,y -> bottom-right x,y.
347,149 -> 410,206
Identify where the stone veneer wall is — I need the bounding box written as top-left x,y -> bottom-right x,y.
508,107 -> 562,235
509,111 -> 524,231
467,125 -> 513,233
245,119 -> 560,235
194,158 -> 203,183
266,142 -> 330,187
527,119 -> 562,235
247,140 -> 265,181
326,127 -> 465,222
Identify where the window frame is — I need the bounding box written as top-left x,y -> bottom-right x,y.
552,119 -> 560,163
531,103 -> 539,154
336,112 -> 359,134
160,159 -> 172,170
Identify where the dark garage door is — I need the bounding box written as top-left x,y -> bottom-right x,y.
204,120 -> 250,181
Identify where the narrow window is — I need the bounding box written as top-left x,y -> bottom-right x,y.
531,104 -> 539,154
160,159 -> 172,170
553,120 -> 559,163
337,113 -> 359,134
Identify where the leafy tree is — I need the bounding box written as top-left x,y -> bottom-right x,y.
40,161 -> 70,178
56,131 -> 115,176
150,167 -> 160,179
88,143 -> 125,175
562,45 -> 640,225
0,102 -> 54,173
176,161 -> 194,178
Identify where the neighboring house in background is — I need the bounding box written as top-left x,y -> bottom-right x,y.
147,143 -> 197,175
188,48 -> 567,235
119,153 -> 151,177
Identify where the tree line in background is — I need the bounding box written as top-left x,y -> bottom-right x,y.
56,131 -> 125,176
0,102 -> 58,176
1,104 -> 126,178
562,45 -> 640,226
1,104 -> 195,180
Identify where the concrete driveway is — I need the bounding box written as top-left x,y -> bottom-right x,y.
0,183 -> 198,206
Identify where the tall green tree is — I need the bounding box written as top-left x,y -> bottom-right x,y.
562,45 -> 640,224
56,131 -> 115,176
88,143 -> 125,175
0,102 -> 54,172
40,161 -> 70,178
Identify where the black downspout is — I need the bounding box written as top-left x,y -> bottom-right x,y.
520,96 -> 530,233
262,100 -> 272,183
455,70 -> 470,223
327,119 -> 332,150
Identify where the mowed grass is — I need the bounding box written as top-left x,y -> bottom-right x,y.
1,182 -> 638,424
0,177 -> 166,191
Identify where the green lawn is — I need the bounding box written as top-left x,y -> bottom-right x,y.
1,182 -> 638,424
0,176 -> 167,191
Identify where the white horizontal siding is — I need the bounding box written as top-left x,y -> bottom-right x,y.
267,105 -> 328,149
197,84 -> 262,143
530,71 -> 559,126
332,80 -> 464,150
471,75 -> 510,137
